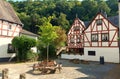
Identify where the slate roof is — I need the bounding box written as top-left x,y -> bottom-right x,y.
20,29 -> 39,37
0,0 -> 22,25
108,15 -> 119,27
84,21 -> 90,27
84,14 -> 119,28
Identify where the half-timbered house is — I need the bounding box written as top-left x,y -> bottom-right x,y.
0,0 -> 23,62
61,1 -> 120,63
62,17 -> 87,60
67,17 -> 85,55
84,13 -> 119,63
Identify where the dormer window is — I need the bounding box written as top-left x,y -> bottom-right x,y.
74,26 -> 80,31
96,19 -> 102,25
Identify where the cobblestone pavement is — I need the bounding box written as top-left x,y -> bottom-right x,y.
0,59 -> 118,79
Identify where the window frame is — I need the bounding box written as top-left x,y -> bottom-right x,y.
101,33 -> 109,42
7,44 -> 15,53
88,51 -> 96,56
91,34 -> 98,42
8,25 -> 12,30
70,36 -> 75,43
74,26 -> 80,31
96,19 -> 102,25
76,35 -> 81,43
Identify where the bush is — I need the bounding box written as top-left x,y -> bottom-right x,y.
26,50 -> 39,62
12,36 -> 37,62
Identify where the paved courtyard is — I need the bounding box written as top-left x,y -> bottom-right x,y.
0,59 -> 119,79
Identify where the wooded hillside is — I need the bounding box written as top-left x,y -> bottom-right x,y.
8,0 -> 118,34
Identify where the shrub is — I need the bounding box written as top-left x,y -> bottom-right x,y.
26,50 -> 39,62
12,36 -> 37,62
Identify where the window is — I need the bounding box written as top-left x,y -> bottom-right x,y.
88,51 -> 96,56
74,26 -> 80,31
91,34 -> 98,42
70,36 -> 75,43
8,25 -> 12,30
7,44 -> 15,53
76,35 -> 81,43
102,33 -> 109,42
96,19 -> 102,25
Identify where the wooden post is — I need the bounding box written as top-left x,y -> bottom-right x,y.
19,73 -> 26,79
2,68 -> 8,79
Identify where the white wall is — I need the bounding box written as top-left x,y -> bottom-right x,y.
61,54 -> 85,60
0,37 -> 16,58
61,47 -> 120,63
0,20 -> 21,60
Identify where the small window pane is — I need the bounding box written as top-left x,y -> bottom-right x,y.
91,34 -> 98,42
76,35 -> 81,43
9,25 -> 12,30
88,51 -> 96,56
70,36 -> 75,43
74,26 -> 80,31
102,33 -> 109,41
96,19 -> 102,25
8,44 -> 15,53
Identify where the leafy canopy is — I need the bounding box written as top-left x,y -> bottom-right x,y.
12,35 -> 36,50
39,16 -> 58,46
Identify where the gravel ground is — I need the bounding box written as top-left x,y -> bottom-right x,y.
0,59 -> 117,79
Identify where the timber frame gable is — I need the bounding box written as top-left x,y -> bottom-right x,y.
67,18 -> 85,48
84,12 -> 119,47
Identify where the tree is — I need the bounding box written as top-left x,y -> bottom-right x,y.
81,0 -> 98,20
51,13 -> 70,32
97,1 -> 111,15
39,16 -> 58,65
53,26 -> 67,48
106,0 -> 118,16
17,12 -> 31,31
12,36 -> 36,61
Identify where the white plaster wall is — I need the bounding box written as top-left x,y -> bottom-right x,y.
61,54 -> 85,60
61,47 -> 119,63
0,37 -> 16,58
84,47 -> 119,63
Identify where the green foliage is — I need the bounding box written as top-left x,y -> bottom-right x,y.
39,17 -> 58,46
8,0 -> 118,34
12,36 -> 36,62
53,26 -> 67,48
39,45 -> 57,60
38,17 -> 58,61
26,50 -> 39,61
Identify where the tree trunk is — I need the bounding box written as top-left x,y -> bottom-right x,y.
47,43 -> 49,66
